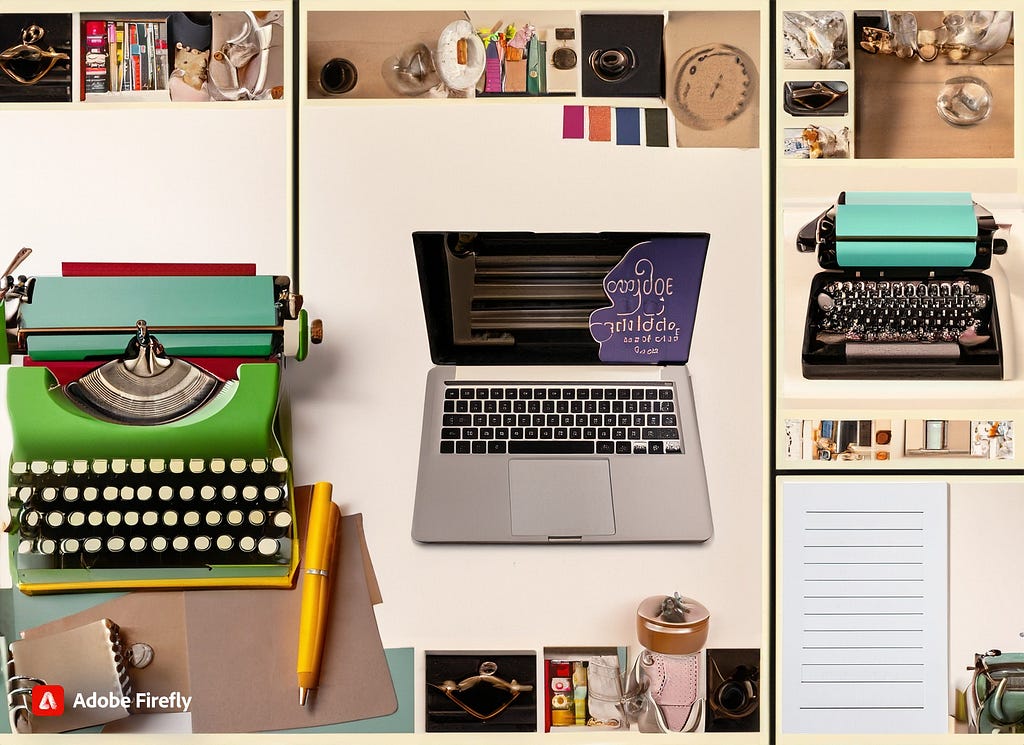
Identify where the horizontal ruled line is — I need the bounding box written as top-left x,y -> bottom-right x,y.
804,612 -> 923,616
798,663 -> 929,671
801,680 -> 923,684
804,545 -> 924,548
803,646 -> 923,650
804,595 -> 924,599
799,706 -> 924,711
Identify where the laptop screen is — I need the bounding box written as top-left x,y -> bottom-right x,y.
414,231 -> 709,366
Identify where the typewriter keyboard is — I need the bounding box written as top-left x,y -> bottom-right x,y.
439,383 -> 683,456
8,456 -> 293,569
814,279 -> 991,344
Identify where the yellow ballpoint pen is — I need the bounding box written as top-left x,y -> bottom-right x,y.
297,482 -> 341,706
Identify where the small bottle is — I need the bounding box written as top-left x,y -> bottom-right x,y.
572,661 -> 588,725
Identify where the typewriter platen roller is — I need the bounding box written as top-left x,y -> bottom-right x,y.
796,191 -> 1008,380
1,252 -> 322,594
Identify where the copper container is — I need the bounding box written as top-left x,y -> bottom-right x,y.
636,595 -> 710,655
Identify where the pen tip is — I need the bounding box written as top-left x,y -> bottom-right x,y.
299,688 -> 308,707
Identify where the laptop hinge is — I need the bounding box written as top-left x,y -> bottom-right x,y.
547,536 -> 583,543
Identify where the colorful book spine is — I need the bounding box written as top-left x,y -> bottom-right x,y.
83,20 -> 108,94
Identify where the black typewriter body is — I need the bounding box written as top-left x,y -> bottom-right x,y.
796,192 -> 1007,380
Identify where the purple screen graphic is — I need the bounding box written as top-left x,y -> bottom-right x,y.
588,236 -> 708,363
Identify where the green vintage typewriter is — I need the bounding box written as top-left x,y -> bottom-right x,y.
1,249 -> 321,593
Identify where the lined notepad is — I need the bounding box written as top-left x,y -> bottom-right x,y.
781,481 -> 949,734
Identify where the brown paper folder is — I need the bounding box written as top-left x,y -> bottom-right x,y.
22,487 -> 396,733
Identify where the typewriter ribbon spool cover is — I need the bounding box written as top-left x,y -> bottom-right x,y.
1,262 -> 322,593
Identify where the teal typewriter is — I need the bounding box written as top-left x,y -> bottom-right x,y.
797,191 -> 1007,379
1,250 -> 321,593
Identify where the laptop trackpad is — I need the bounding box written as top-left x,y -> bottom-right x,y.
508,459 -> 615,537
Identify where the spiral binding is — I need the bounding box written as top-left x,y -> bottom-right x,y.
5,618 -> 131,734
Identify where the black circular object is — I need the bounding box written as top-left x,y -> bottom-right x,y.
589,46 -> 636,82
319,57 -> 357,95
552,46 -> 577,70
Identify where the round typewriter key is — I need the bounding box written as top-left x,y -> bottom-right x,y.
227,509 -> 244,526
61,538 -> 80,554
123,511 -> 140,527
221,485 -> 237,501
68,512 -> 86,527
189,459 -> 205,474
248,510 -> 266,527
17,486 -> 32,502
107,536 -> 126,552
111,459 -> 127,474
41,487 -> 58,502
258,537 -> 279,556
22,510 -> 41,528
271,457 -> 289,473
17,540 -> 33,554
149,458 -> 166,474
200,485 -> 216,501
230,458 -> 247,474
130,459 -> 146,474
178,485 -> 195,501
30,461 -> 48,475
142,511 -> 159,527
46,512 -> 64,528
194,535 -> 212,551
129,536 -> 147,552
239,536 -> 257,552
151,536 -> 168,552
239,485 -> 258,502
64,487 -> 81,503
106,512 -> 122,527
183,510 -> 201,527
103,486 -> 118,501
263,485 -> 282,502
250,459 -> 268,474
38,538 -> 57,555
84,537 -> 103,553
88,511 -> 104,527
216,535 -> 234,551
163,511 -> 179,527
52,461 -> 69,475
272,511 -> 292,529
205,510 -> 223,527
156,485 -> 172,501
72,460 -> 89,474
92,459 -> 108,475
169,459 -> 185,474
120,486 -> 135,501
210,458 -> 226,474
172,536 -> 190,552
11,462 -> 27,475
137,485 -> 152,501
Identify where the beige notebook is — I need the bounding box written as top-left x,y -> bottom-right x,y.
8,619 -> 131,734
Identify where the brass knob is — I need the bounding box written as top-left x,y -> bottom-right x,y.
310,318 -> 324,344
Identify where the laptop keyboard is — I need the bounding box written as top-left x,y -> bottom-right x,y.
439,383 -> 682,455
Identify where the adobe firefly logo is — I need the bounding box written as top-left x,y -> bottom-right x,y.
32,685 -> 64,716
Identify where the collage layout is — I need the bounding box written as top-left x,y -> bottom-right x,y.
0,1 -> 1020,742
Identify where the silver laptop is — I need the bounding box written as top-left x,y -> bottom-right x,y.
412,231 -> 713,543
